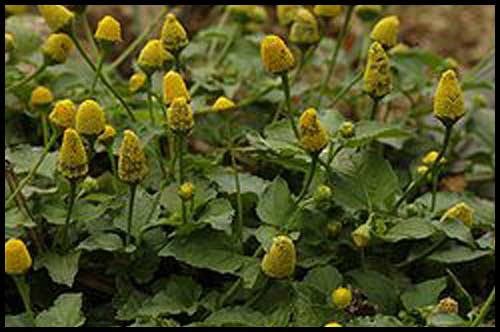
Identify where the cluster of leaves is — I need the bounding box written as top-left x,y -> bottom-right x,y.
5,5 -> 495,327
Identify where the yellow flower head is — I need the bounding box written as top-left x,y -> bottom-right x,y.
161,13 -> 189,54
352,223 -> 371,248
138,39 -> 174,75
5,33 -> 15,52
58,128 -> 89,180
42,33 -> 74,65
363,41 -> 392,99
314,185 -> 333,204
118,130 -> 149,185
178,182 -> 195,201
5,239 -> 32,275
261,235 -> 296,279
168,97 -> 194,133
339,121 -> 355,139
38,5 -> 75,33
49,99 -> 77,129
389,43 -> 411,56
422,151 -> 446,166
290,8 -> 320,46
129,72 -> 148,95
163,70 -> 191,106
97,125 -> 117,146
370,15 -> 400,49
75,100 -> 106,136
436,297 -> 459,314
212,96 -> 236,112
260,35 -> 296,75
5,5 -> 28,16
277,5 -> 302,27
313,5 -> 343,19
332,287 -> 353,309
31,86 -> 54,108
299,108 -> 329,153
95,15 -> 122,43
441,202 -> 474,227
355,5 -> 383,22
325,322 -> 343,327
417,165 -> 429,177
433,69 -> 465,125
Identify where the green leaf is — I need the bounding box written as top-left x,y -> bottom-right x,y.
238,259 -> 262,289
431,219 -> 474,245
5,145 -> 57,179
197,198 -> 234,236
201,306 -> 270,327
5,15 -> 43,56
256,177 -> 294,227
255,225 -> 279,251
35,293 -> 85,327
401,277 -> 448,311
427,243 -> 492,264
5,313 -> 34,327
77,233 -> 123,252
160,178 -> 217,214
209,166 -> 270,197
36,251 -> 81,287
291,282 -> 333,327
302,265 -> 343,295
383,218 -> 436,243
426,312 -> 466,327
348,314 -> 405,327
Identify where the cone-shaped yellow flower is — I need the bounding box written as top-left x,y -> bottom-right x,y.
178,182 -> 194,201
5,33 -> 15,52
363,42 -> 392,99
75,100 -> 106,136
355,5 -> 383,22
49,99 -> 77,129
161,13 -> 189,54
42,33 -> 74,65
277,5 -> 302,27
95,15 -> 122,43
332,287 -> 353,309
261,35 -> 296,75
290,8 -> 320,46
436,297 -> 459,314
5,239 -> 32,275
137,39 -> 174,76
129,72 -> 148,95
31,86 -> 54,108
163,70 -> 190,106
212,96 -> 236,112
422,151 -> 446,166
58,128 -> 89,179
299,108 -> 329,153
5,5 -> 28,16
433,69 -> 464,125
38,5 -> 75,33
352,223 -> 371,248
325,322 -> 343,327
313,5 -> 343,19
441,202 -> 474,227
118,130 -> 149,185
97,125 -> 117,146
261,235 -> 296,279
168,97 -> 194,133
370,15 -> 400,49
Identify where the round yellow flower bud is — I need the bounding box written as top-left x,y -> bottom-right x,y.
363,42 -> 392,99
178,182 -> 194,201
168,97 -> 194,133
422,151 -> 446,166
299,108 -> 329,153
75,100 -> 106,136
38,5 -> 75,33
314,5 -> 343,19
42,33 -> 74,65
441,202 -> 474,227
5,5 -> 28,16
31,86 -> 54,108
212,96 -> 236,112
58,128 -> 89,180
95,15 -> 122,43
163,70 -> 191,106
436,297 -> 459,314
5,239 -> 32,275
290,8 -> 320,46
352,223 -> 371,248
49,99 -> 77,129
5,33 -> 15,52
314,185 -> 333,204
260,35 -> 296,75
417,165 -> 429,177
261,235 -> 296,279
161,13 -> 189,54
118,130 -> 149,185
325,322 -> 343,327
355,5 -> 383,22
370,15 -> 400,49
97,125 -> 117,146
137,39 -> 174,76
433,69 -> 464,126
129,72 -> 148,95
277,5 -> 302,27
332,287 -> 353,309
339,121 -> 355,139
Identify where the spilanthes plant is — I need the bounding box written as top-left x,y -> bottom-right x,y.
363,41 -> 392,119
129,72 -> 148,95
324,322 -> 343,327
261,235 -> 296,279
290,7 -> 320,49
75,99 -> 106,137
163,70 -> 191,106
332,287 -> 353,309
440,202 -> 474,227
98,125 -> 118,178
42,33 -> 75,66
30,86 -> 54,147
277,5 -> 302,27
313,5 -> 344,19
49,99 -> 77,130
355,5 -> 383,23
370,15 -> 400,50
38,5 -> 75,33
212,96 -> 236,112
5,32 -> 15,52
161,13 -> 189,66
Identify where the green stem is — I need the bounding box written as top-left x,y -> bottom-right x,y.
208,8 -> 229,58
62,180 -> 77,250
6,63 -> 47,92
330,71 -> 363,109
327,145 -> 343,166
177,134 -> 187,224
107,146 -> 117,178
295,154 -> 318,207
41,114 -> 50,148
215,24 -> 240,67
90,53 -> 104,96
279,73 -> 300,140
231,148 -> 244,249
13,276 -> 35,326
147,77 -> 156,126
82,14 -> 99,58
430,167 -> 439,212
470,287 -> 495,327
370,97 -> 380,120
126,184 -> 137,247
318,6 -> 354,107
5,133 -> 59,209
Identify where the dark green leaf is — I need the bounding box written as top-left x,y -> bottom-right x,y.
35,293 -> 85,327
401,277 -> 448,311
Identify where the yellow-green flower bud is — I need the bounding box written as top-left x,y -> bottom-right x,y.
75,100 -> 106,136
97,125 -> 117,146
5,33 -> 15,52
417,165 -> 429,177
5,5 -> 28,16
277,5 -> 302,27
339,121 -> 355,139
95,15 -> 122,44
444,57 -> 460,72
325,322 -> 343,327
163,70 -> 191,106
370,15 -> 400,49
352,223 -> 371,248
49,99 -> 77,129
299,108 -> 329,153
42,33 -> 74,65
168,97 -> 194,133
355,5 -> 383,22
81,176 -> 99,193
332,287 -> 353,309
178,182 -> 194,201
118,130 -> 149,185
313,5 -> 343,19
433,69 -> 465,126
261,235 -> 296,279
58,128 -> 89,180
38,5 -> 75,33
363,42 -> 392,99
389,43 -> 411,56
137,39 -> 174,76
260,35 -> 296,75
30,86 -> 54,109
161,13 -> 189,54
290,8 -> 320,46
472,94 -> 488,109
422,151 -> 446,166
440,202 -> 474,227
129,72 -> 148,95
314,185 -> 333,204
436,297 -> 459,314
212,96 -> 236,112
5,239 -> 32,275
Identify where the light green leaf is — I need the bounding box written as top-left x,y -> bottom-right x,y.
201,306 -> 270,327
36,251 -> 81,287
426,312 -> 467,327
77,233 -> 123,252
197,198 -> 234,236
5,313 -> 34,327
431,219 -> 474,245
383,218 -> 436,243
35,293 -> 85,327
348,314 -> 404,327
256,177 -> 294,227
5,145 -> 57,179
255,225 -> 279,251
302,265 -> 343,295
208,166 -> 270,197
401,277 -> 448,311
